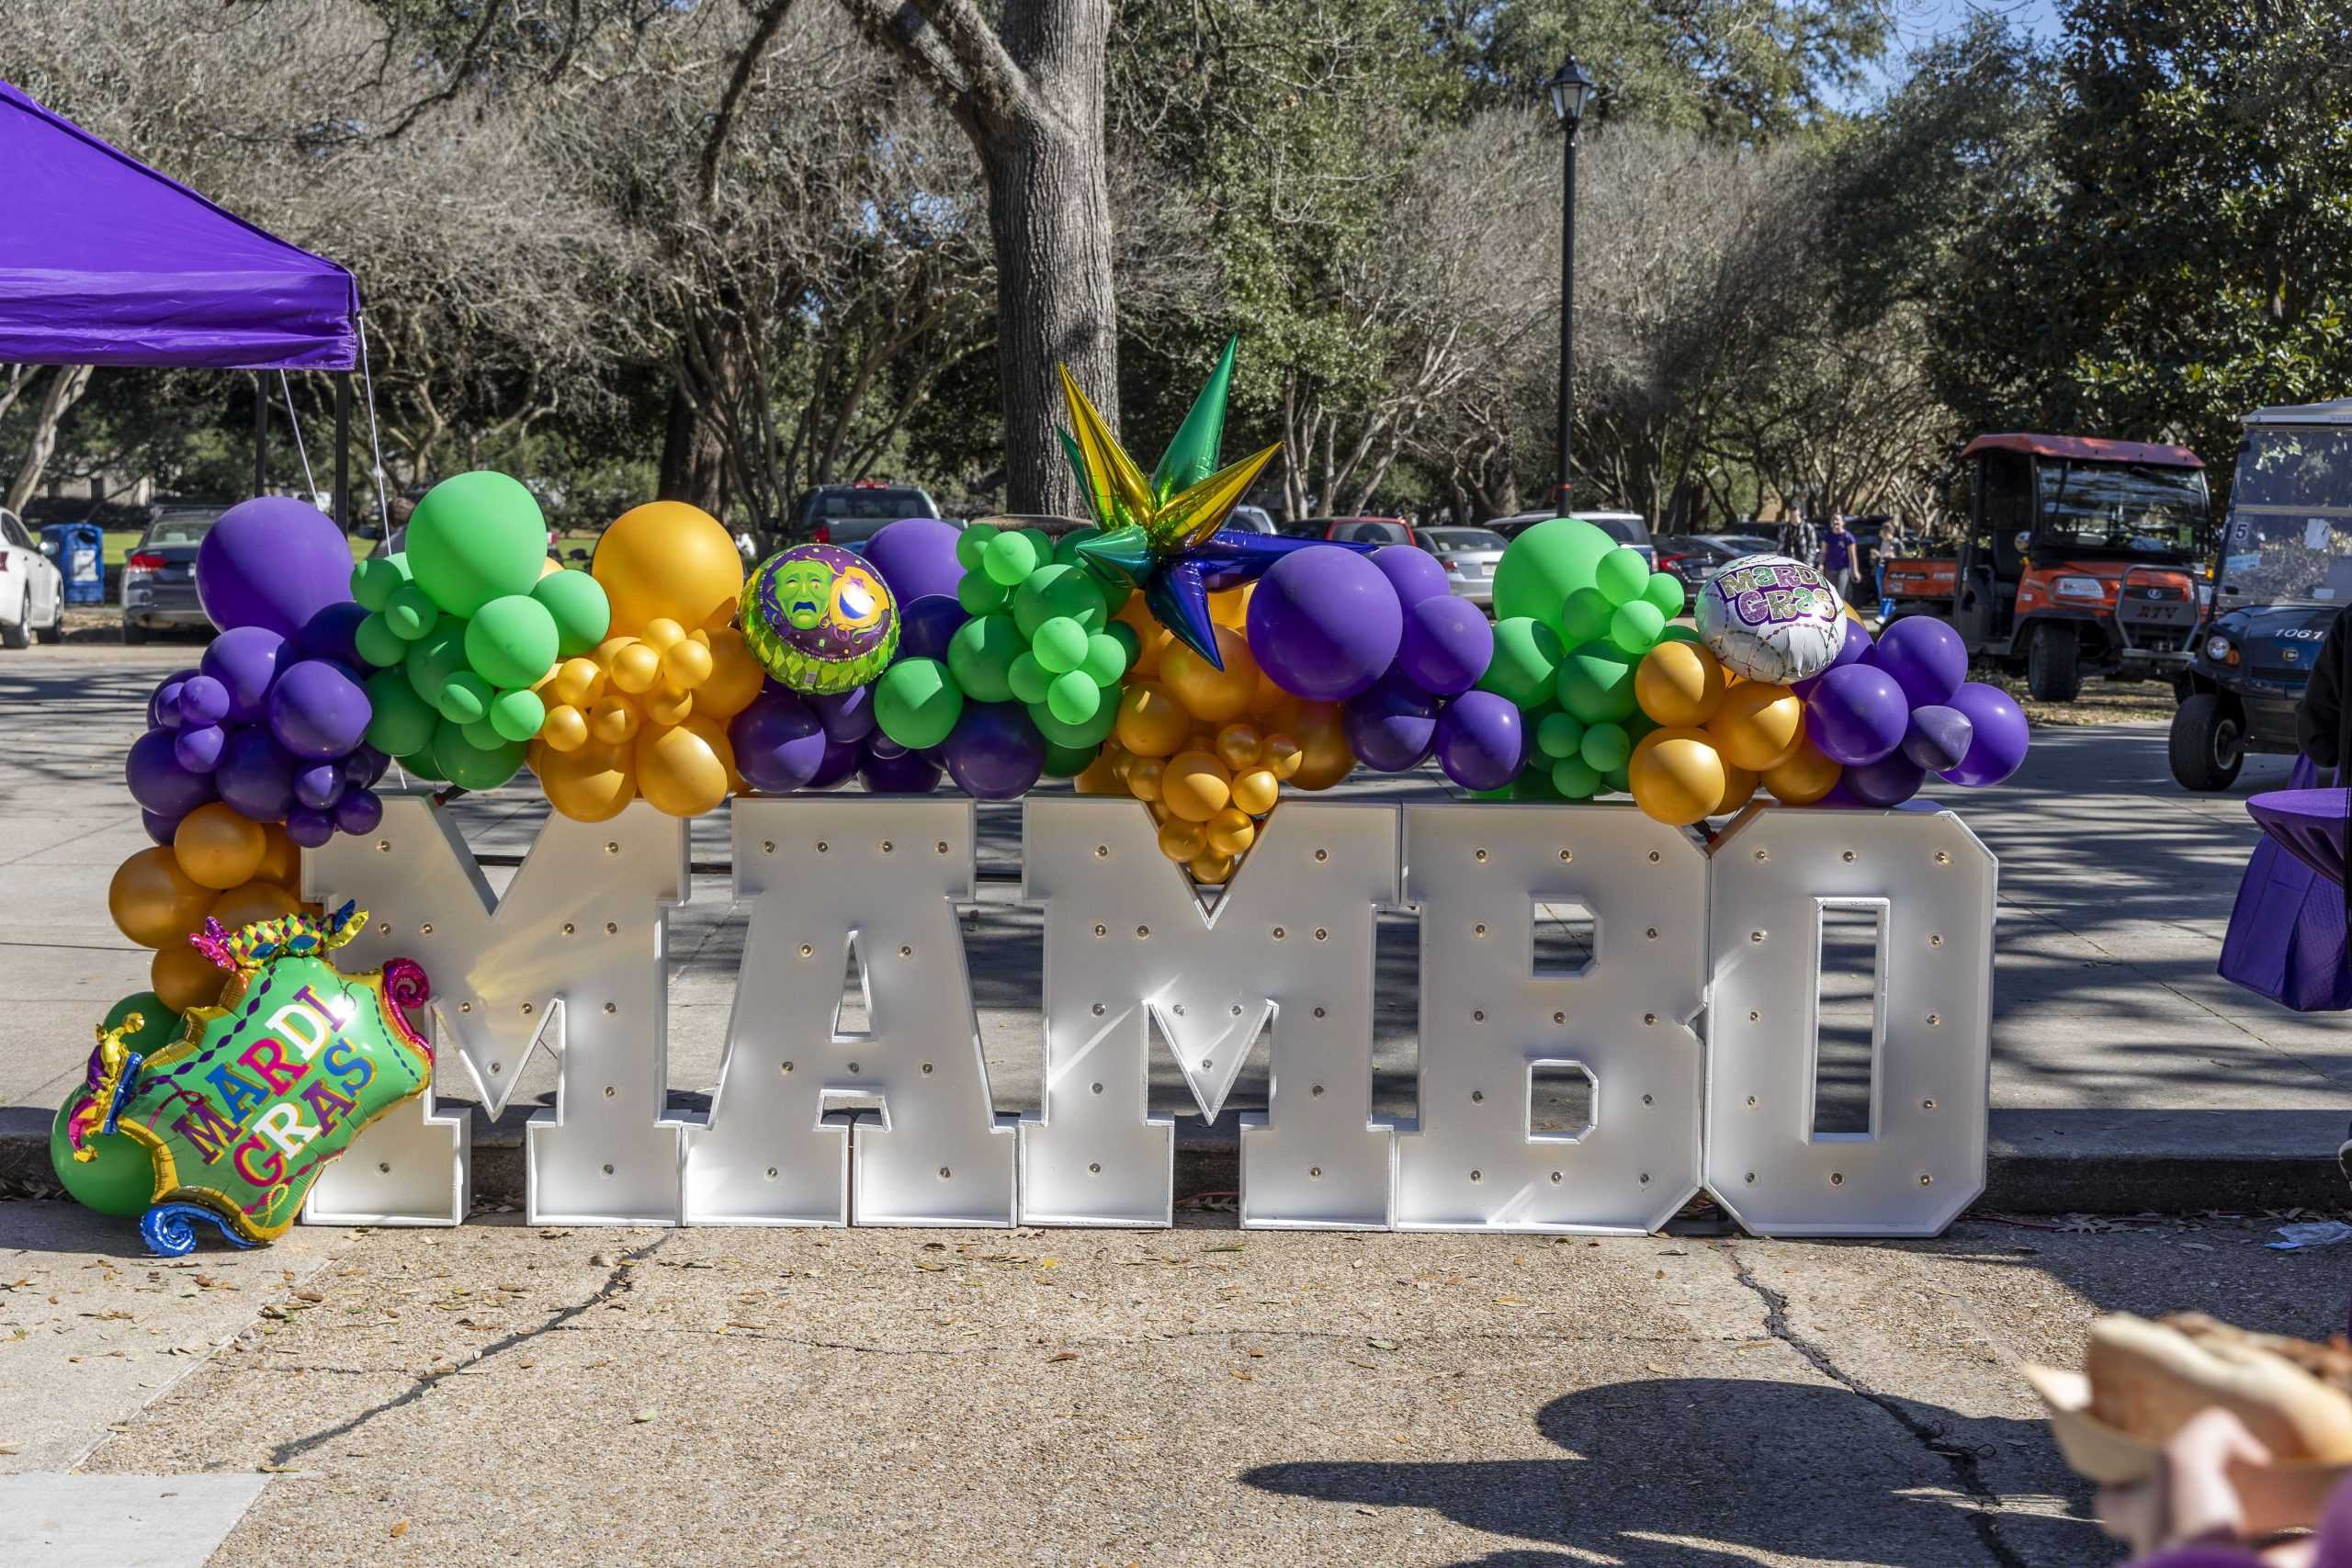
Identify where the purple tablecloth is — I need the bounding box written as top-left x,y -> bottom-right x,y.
2247,786 -> 2350,889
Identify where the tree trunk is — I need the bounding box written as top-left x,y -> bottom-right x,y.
6,364 -> 93,514
658,379 -> 729,515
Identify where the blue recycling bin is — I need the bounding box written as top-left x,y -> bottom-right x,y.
43,523 -> 104,604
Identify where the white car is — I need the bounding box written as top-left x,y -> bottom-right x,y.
0,509 -> 65,649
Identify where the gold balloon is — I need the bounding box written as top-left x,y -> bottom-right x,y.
1261,733 -> 1304,783
1286,704 -> 1355,792
210,878 -> 301,932
1253,676 -> 1295,724
153,941 -> 227,1012
1706,681 -> 1806,772
253,822 -> 300,889
636,720 -> 729,818
173,802 -> 266,892
1114,682 -> 1193,759
640,617 -> 686,653
1216,723 -> 1263,772
1189,851 -> 1237,886
1160,626 -> 1258,725
109,847 -> 218,949
550,655 -> 608,708
541,703 -> 590,752
1160,750 -> 1233,823
1126,756 -> 1165,803
1074,746 -> 1125,796
1113,595 -> 1170,679
1764,739 -> 1842,806
538,739 -> 638,822
1157,818 -> 1208,863
589,692 -> 642,746
607,638 -> 662,695
1205,807 -> 1256,858
695,627 -> 765,719
1716,763 -> 1760,815
1207,583 -> 1253,630
593,501 -> 744,636
1635,641 -> 1726,728
679,712 -> 742,796
1628,728 -> 1728,828
644,682 -> 695,728
539,555 -> 565,580
1230,766 -> 1281,817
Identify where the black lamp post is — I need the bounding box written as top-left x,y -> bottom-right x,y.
1544,55 -> 1596,512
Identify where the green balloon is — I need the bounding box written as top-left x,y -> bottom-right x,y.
1610,599 -> 1666,655
532,568 -> 611,658
402,618 -> 470,705
1551,755 -> 1602,799
407,470 -> 548,616
1477,617 -> 1565,707
1642,570 -> 1687,618
1008,651 -> 1052,706
1492,517 -> 1615,636
1535,710 -> 1588,761
1046,669 -> 1102,726
947,614 -> 1024,704
1042,739 -> 1100,778
354,612 -> 406,670
1028,696 -> 1119,750
432,716 -> 526,791
1032,616 -> 1089,675
438,670 -> 493,727
1080,631 -> 1128,687
1018,528 -> 1055,564
1511,766 -> 1564,801
955,525 -> 993,572
461,716 -> 506,751
1579,721 -> 1632,773
105,992 -> 184,1052
467,594 -> 560,690
1626,711 -> 1658,745
50,1096 -> 155,1218
982,530 -> 1039,587
874,658 -> 964,750
365,668 -> 438,756
1602,762 -> 1631,795
399,748 -> 447,784
1053,526 -> 1102,568
957,570 -> 1008,615
350,554 -> 411,613
383,581 -> 440,642
1561,586 -> 1614,645
1105,620 -> 1141,662
1594,547 -> 1649,608
1556,642 -> 1638,725
490,686 -> 546,743
1659,622 -> 1703,646
1012,563 -> 1109,637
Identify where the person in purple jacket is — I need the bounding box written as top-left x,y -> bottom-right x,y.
1822,513 -> 1858,602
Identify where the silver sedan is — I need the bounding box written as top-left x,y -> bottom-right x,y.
1419,526 -> 1509,610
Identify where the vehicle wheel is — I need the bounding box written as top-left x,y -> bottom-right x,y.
120,618 -> 147,646
1,594 -> 27,650
2026,623 -> 2082,702
2168,694 -> 2245,791
34,593 -> 62,644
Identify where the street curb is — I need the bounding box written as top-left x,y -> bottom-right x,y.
6,1106 -> 2343,1220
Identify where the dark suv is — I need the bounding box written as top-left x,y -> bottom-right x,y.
792,483 -> 942,551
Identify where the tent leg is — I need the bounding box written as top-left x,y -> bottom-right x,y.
251,374 -> 269,496
334,375 -> 352,533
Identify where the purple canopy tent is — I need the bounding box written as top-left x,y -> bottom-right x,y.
0,80 -> 361,517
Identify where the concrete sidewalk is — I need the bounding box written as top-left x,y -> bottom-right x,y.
4,643 -> 2346,1215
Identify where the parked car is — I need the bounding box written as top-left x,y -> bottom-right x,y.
121,507 -> 226,643
1275,517 -> 1326,539
1488,510 -> 1657,568
1227,505 -> 1276,535
0,509 -> 65,648
1315,517 -> 1422,547
792,481 -> 942,551
1654,536 -> 1758,613
1417,526 -> 1509,609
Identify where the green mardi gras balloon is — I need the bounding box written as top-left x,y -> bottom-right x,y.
57,904 -> 433,1256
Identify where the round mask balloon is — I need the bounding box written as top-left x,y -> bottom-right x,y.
743,545 -> 899,694
1695,554 -> 1849,684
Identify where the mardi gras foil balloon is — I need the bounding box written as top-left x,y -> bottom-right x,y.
743,544 -> 899,694
56,903 -> 432,1256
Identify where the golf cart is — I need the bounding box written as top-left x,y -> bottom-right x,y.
1880,434 -> 2211,700
2167,400 -> 2352,790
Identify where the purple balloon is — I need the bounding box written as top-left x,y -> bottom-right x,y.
866,733 -> 909,761
294,761 -> 347,811
805,738 -> 862,791
284,807 -> 335,849
173,723 -> 226,774
898,595 -> 968,662
194,495 -> 356,637
1432,690 -> 1527,792
1368,545 -> 1451,610
141,808 -> 183,847
862,518 -> 969,606
199,626 -> 285,725
334,787 -> 383,836
1813,778 -> 1870,810
729,689 -> 831,794
1805,663 -> 1910,766
1395,594 -> 1495,697
1793,619 -> 1872,698
288,601 -> 369,667
148,670 -> 198,730
1901,705 -> 1974,773
1247,546 -> 1405,704
1342,673 -> 1441,773
175,674 -> 231,728
214,727 -> 297,820
859,745 -> 944,795
1869,616 -> 1968,707
940,702 -> 1046,801
812,684 -> 877,745
267,659 -> 373,761
126,727 -> 217,817
1939,681 -> 2030,787
1844,750 -> 1926,808
341,744 -> 390,788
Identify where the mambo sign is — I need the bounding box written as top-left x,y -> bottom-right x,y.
300,794 -> 1995,1238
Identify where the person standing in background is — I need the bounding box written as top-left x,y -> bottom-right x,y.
1822,513 -> 1857,601
1779,508 -> 1817,567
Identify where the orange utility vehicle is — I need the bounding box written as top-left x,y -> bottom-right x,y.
1879,434 -> 2211,701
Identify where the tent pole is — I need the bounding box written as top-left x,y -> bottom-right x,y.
334,374 -> 352,532
251,373 -> 269,496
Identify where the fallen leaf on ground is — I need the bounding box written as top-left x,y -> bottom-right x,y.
390,1521 -> 409,1539
1046,1352 -> 1079,1363
1367,1338 -> 1400,1351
